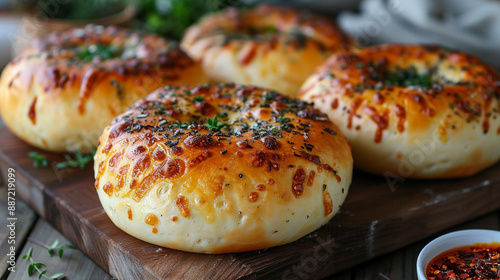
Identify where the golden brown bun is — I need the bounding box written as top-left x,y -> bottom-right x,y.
0,25 -> 207,153
299,44 -> 500,179
181,4 -> 351,97
94,84 -> 352,253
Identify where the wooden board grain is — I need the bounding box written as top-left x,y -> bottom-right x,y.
9,219 -> 113,280
1,126 -> 500,280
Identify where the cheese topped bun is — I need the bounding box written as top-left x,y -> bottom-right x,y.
94,83 -> 352,253
181,4 -> 351,97
299,44 -> 500,178
0,25 -> 207,153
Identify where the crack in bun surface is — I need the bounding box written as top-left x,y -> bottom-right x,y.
299,44 -> 500,178
94,83 -> 352,253
0,24 -> 207,153
181,4 -> 351,97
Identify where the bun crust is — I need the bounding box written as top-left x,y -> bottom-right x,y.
299,44 -> 500,178
94,84 -> 352,253
181,4 -> 350,97
0,25 -> 207,153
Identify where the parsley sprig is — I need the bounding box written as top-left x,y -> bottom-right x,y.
205,115 -> 229,131
22,238 -> 76,279
28,152 -> 48,168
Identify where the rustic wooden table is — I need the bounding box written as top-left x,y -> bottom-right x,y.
1,117 -> 499,280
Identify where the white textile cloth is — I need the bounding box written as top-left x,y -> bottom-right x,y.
338,0 -> 500,68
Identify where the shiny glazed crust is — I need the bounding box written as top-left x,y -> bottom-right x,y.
94,84 -> 352,253
299,44 -> 500,178
181,4 -> 351,97
0,25 -> 207,153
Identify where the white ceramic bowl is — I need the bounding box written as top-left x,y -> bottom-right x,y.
416,229 -> 500,280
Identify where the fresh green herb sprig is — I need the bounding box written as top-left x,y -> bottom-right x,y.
205,115 -> 229,131
22,239 -> 75,280
28,152 -> 48,168
47,239 -> 77,258
171,121 -> 190,129
56,150 -> 96,170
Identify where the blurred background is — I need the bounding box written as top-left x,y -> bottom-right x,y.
1,0 -> 500,68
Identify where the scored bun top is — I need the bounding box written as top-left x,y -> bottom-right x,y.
0,25 -> 206,152
94,83 -> 353,253
181,4 -> 351,97
299,44 -> 500,178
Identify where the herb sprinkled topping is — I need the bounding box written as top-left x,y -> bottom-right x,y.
205,115 -> 229,131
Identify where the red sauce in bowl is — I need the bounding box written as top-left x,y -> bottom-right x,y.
426,242 -> 500,279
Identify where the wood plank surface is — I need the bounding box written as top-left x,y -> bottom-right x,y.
1,126 -> 500,280
0,185 -> 37,279
344,211 -> 500,280
8,219 -> 113,280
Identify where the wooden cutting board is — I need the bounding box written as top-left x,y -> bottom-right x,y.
1,126 -> 500,280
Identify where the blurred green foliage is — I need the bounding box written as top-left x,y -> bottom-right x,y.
18,0 -> 128,20
136,0 -> 252,40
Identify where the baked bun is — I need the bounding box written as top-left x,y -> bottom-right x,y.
299,44 -> 500,179
0,25 -> 207,153
94,83 -> 352,253
180,4 -> 351,97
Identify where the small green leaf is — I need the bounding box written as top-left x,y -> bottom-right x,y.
192,96 -> 205,102
48,248 -> 55,256
322,184 -> 327,191
28,264 -> 35,276
33,263 -> 46,269
28,151 -> 38,157
51,239 -> 59,249
55,162 -> 69,169
25,247 -> 33,259
50,272 -> 65,279
58,248 -> 63,258
63,245 -> 77,249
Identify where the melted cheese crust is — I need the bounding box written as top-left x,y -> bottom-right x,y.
0,25 -> 207,152
299,44 -> 500,178
94,84 -> 352,253
181,4 -> 351,97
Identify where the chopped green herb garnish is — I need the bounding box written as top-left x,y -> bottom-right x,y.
322,184 -> 327,191
78,44 -> 119,62
192,96 -> 205,102
355,62 -> 364,68
171,121 -> 189,129
277,116 -> 290,122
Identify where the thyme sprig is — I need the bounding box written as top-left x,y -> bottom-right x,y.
22,238 -> 76,280
205,115 -> 229,131
28,152 -> 48,168
171,121 -> 190,129
55,150 -> 96,170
